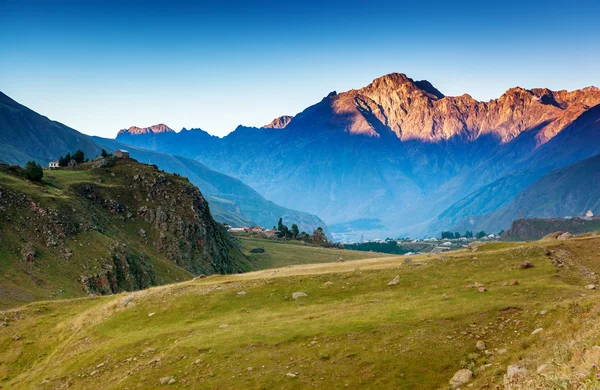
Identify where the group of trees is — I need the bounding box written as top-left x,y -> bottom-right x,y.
274,218 -> 333,246
345,240 -> 410,255
58,149 -> 87,166
440,230 -> 504,239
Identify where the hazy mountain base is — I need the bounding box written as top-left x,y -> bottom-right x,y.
93,137 -> 331,237
2,235 -> 600,388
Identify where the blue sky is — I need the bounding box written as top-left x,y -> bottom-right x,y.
1,0 -> 599,137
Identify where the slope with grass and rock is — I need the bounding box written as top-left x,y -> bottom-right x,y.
0,158 -> 249,309
2,231 -> 600,388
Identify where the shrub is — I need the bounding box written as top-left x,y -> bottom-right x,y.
23,161 -> 43,182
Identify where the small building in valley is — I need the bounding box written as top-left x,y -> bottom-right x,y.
115,149 -> 130,159
48,161 -> 59,168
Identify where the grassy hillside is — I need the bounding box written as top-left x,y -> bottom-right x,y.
238,236 -> 391,269
2,234 -> 600,388
0,159 -> 248,309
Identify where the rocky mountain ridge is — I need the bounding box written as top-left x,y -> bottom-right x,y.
115,72 -> 600,240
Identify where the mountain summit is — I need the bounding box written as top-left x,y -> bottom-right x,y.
117,123 -> 175,136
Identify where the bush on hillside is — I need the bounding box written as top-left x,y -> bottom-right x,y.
23,161 -> 43,182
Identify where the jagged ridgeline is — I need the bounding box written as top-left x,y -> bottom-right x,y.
0,158 -> 249,308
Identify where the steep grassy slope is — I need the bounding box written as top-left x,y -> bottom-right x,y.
2,235 -> 600,389
0,92 -> 101,165
0,159 -> 248,309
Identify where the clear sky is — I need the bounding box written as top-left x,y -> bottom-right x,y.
1,0 -> 599,137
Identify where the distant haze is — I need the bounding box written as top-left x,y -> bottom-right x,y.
1,0 -> 599,137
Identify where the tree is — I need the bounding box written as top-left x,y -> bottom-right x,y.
59,152 -> 71,167
101,149 -> 111,158
23,161 -> 43,182
464,231 -> 473,238
277,218 -> 284,232
498,230 -> 505,236
454,232 -> 461,239
72,149 -> 85,164
291,224 -> 299,238
476,231 -> 487,239
441,231 -> 453,239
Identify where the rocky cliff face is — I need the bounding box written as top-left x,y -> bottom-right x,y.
288,73 -> 600,145
0,159 -> 247,306
263,115 -> 294,129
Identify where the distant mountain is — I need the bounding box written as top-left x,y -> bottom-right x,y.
452,153 -> 600,233
115,73 -> 600,240
117,123 -> 175,136
0,91 -> 101,165
0,91 -> 329,236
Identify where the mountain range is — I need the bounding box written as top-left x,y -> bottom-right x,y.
0,92 -> 328,235
115,73 -> 600,240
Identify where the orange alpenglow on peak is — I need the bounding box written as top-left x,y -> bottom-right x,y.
118,123 -> 175,136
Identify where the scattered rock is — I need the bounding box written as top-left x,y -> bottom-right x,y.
537,363 -> 552,375
237,291 -> 247,295
531,328 -> 543,335
292,292 -> 308,300
12,334 -> 20,341
387,275 -> 400,286
510,280 -> 519,286
474,282 -> 484,288
20,243 -> 36,263
477,287 -> 487,293
193,274 -> 207,280
286,372 -> 297,378
520,261 -> 534,269
403,258 -> 413,264
324,281 -> 333,286
557,232 -> 573,240
148,312 -> 155,317
449,369 -> 473,388
218,324 -> 229,329
159,376 -> 175,385
586,284 -> 596,290
497,348 -> 508,354
91,159 -> 108,169
143,347 -> 156,353
540,310 -> 547,315
476,340 -> 486,350
504,364 -> 528,383
337,257 -> 344,262
119,293 -> 135,307
137,228 -> 147,237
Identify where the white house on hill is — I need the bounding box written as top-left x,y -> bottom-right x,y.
49,161 -> 59,168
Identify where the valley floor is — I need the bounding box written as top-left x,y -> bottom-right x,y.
2,235 -> 600,389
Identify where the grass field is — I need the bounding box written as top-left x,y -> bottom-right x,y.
2,235 -> 600,389
238,236 -> 392,269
